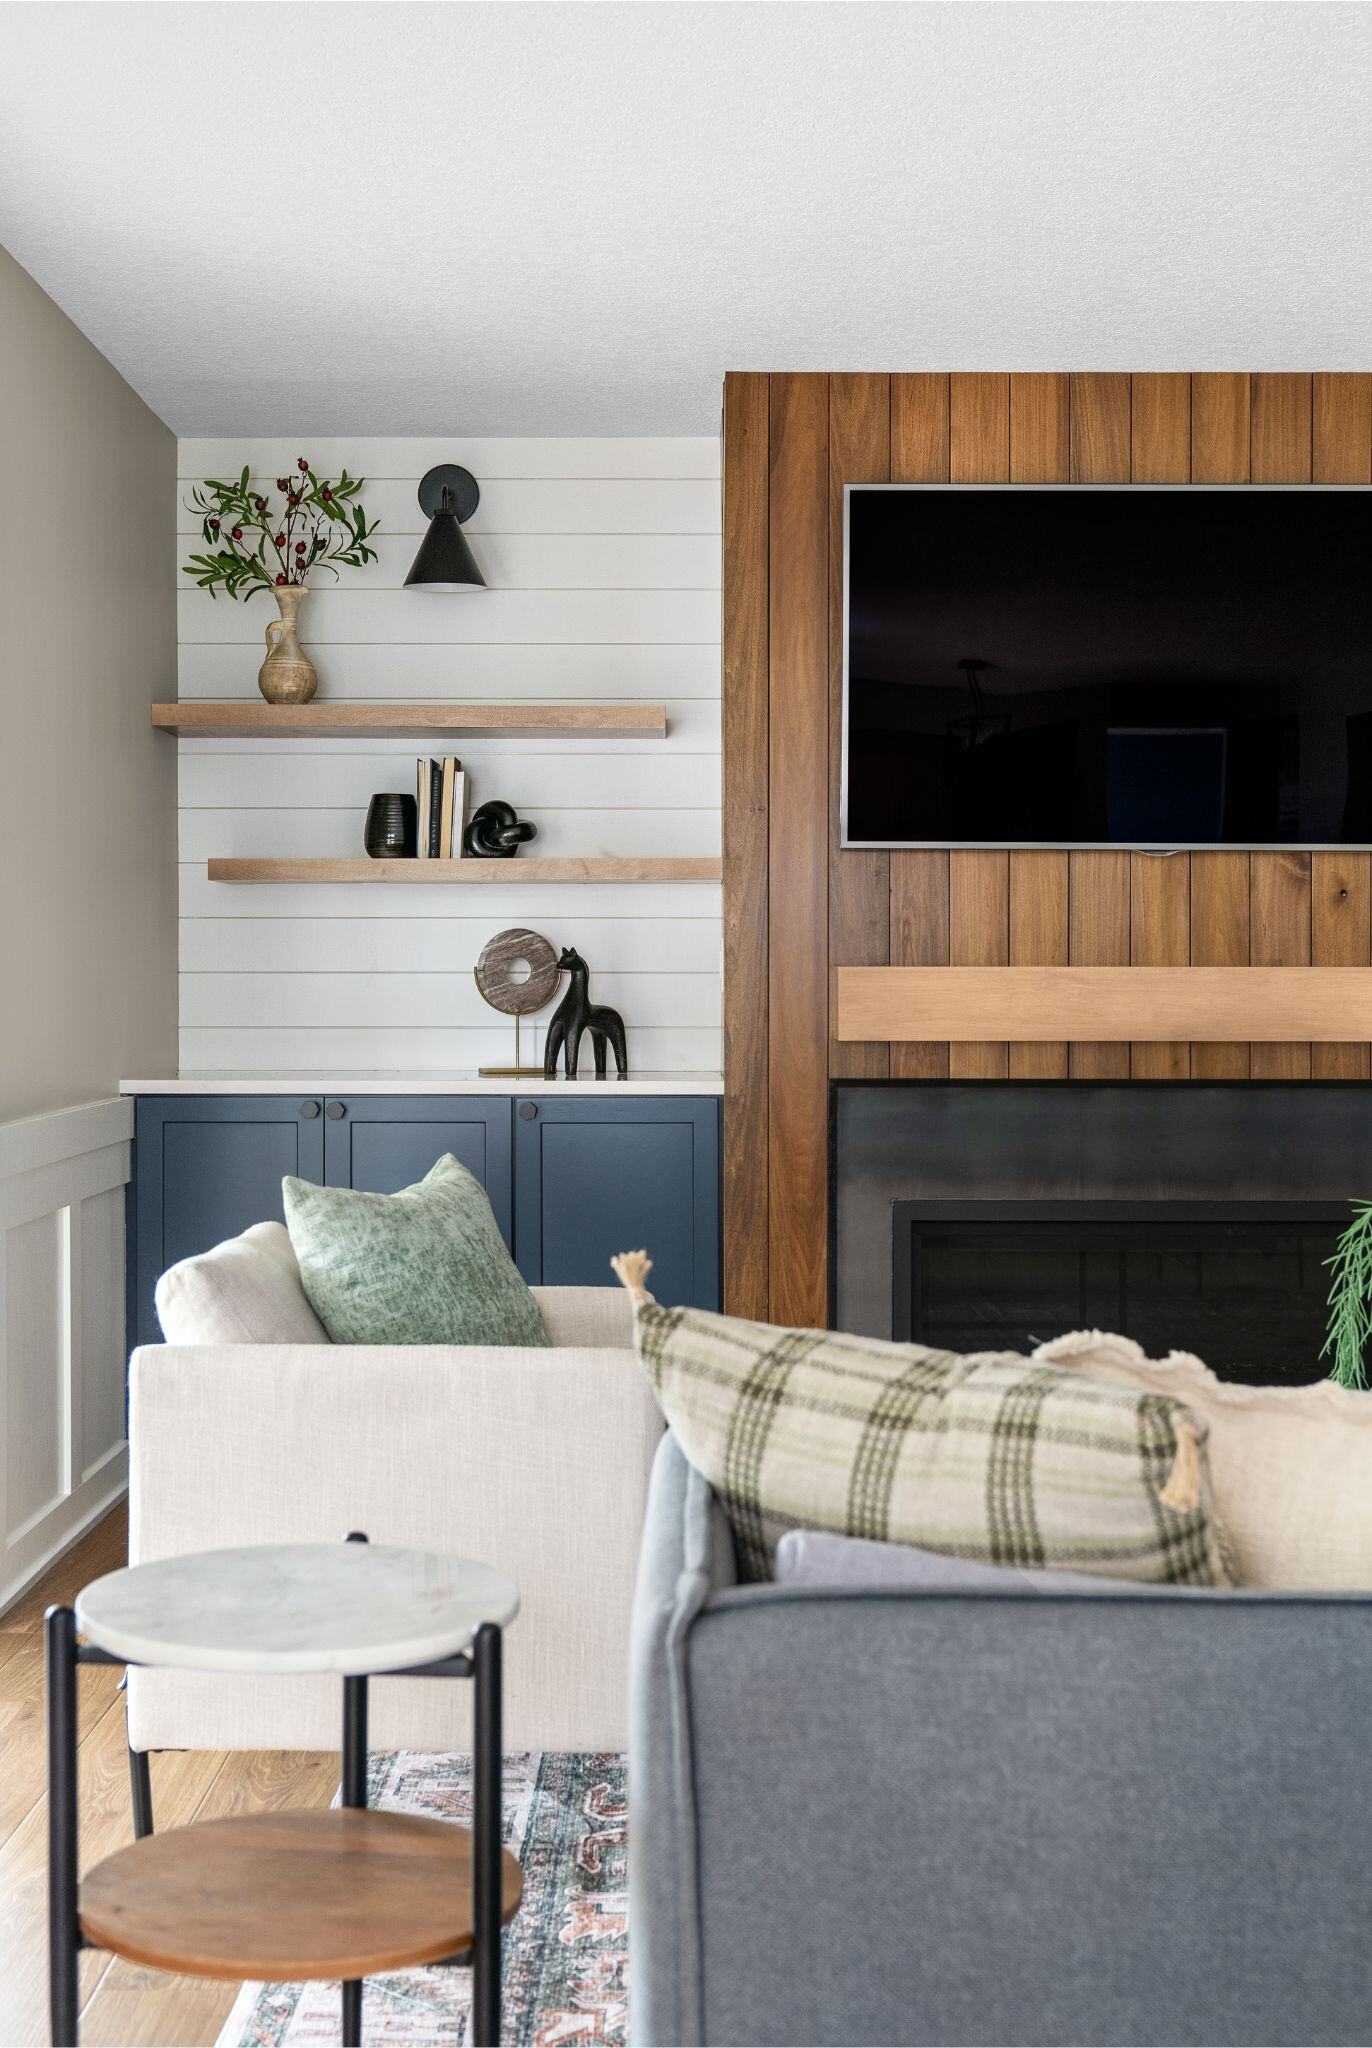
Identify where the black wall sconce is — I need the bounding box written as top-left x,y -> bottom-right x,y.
404,464 -> 487,589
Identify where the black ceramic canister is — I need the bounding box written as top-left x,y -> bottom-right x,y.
364,792 -> 418,859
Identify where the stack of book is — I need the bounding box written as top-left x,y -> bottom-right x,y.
416,756 -> 465,859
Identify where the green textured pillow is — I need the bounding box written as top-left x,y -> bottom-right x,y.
282,1154 -> 549,1348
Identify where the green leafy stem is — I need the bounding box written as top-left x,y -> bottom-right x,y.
1323,1198 -> 1372,1388
182,460 -> 378,598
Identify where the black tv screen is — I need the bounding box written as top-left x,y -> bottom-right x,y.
842,486 -> 1372,848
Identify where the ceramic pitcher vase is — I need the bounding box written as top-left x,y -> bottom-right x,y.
258,584 -> 318,704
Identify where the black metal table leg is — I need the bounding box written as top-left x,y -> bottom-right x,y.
128,1746 -> 153,1840
341,1668 -> 368,2046
47,1606 -> 80,2048
471,1621 -> 502,2048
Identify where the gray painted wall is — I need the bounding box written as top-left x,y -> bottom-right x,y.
0,244 -> 177,1120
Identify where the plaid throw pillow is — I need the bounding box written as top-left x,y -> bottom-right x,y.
612,1257 -> 1231,1587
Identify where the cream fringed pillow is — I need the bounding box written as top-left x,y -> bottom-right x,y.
611,1255 -> 1232,1587
1034,1331 -> 1372,1590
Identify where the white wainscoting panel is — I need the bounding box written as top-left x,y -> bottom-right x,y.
0,1099 -> 131,1610
178,436 -> 722,1076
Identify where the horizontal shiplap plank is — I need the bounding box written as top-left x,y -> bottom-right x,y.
180,808 -> 720,861
180,916 -> 722,974
175,698 -> 720,754
178,749 -> 720,812
177,642 -> 720,700
180,970 -> 721,1030
178,865 -> 721,920
175,531 -> 720,592
179,437 -> 721,480
180,1024 -> 723,1071
178,476 -> 721,536
178,586 -> 720,646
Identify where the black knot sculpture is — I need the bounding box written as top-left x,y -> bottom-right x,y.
543,947 -> 628,1080
462,799 -> 537,859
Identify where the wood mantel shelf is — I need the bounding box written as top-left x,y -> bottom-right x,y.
208,856 -> 721,884
153,703 -> 669,739
837,966 -> 1372,1043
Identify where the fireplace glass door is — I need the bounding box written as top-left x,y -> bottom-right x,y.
892,1201 -> 1347,1385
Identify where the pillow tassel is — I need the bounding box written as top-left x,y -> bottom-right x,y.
1159,1416 -> 1202,1514
611,1249 -> 656,1304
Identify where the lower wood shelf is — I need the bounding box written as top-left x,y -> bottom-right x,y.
208,856 -> 722,884
79,1808 -> 522,1980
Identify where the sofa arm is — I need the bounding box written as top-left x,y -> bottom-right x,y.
127,1341 -> 661,1754
532,1285 -> 634,1349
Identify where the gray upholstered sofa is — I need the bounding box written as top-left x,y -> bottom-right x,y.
630,1432 -> 1372,2048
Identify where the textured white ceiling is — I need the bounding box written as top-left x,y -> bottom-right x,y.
0,2 -> 1366,435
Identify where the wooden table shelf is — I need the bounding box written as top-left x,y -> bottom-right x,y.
153,702 -> 669,739
80,1808 -> 522,1981
208,856 -> 722,884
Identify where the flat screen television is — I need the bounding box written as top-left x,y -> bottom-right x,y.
842,485 -> 1372,849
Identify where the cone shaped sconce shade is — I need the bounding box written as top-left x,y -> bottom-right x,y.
405,464 -> 487,589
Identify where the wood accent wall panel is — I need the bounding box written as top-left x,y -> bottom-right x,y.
1128,376 -> 1192,1076
722,367 -> 1368,1327
947,376 -> 1010,1076
1190,854 -> 1251,1079
1250,375 -> 1313,1077
1191,374 -> 1249,482
1068,374 -> 1131,1076
767,374 -> 830,1327
828,375 -> 890,1080
1006,374 -> 1071,1076
721,373 -> 770,1317
1189,373 -> 1252,1077
889,375 -> 951,1080
1311,375 -> 1372,1078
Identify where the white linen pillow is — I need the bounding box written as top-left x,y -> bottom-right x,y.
154,1222 -> 330,1346
1035,1330 -> 1372,1590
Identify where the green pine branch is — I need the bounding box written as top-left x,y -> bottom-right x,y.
1323,1199 -> 1372,1388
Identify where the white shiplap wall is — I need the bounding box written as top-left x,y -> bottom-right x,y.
176,438 -> 722,1074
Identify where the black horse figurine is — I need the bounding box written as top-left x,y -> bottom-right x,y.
543,947 -> 629,1079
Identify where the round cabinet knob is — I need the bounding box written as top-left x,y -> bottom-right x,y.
518,1101 -> 539,1121
325,1100 -> 348,1120
299,1100 -> 321,1119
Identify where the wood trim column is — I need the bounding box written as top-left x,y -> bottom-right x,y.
768,374 -> 829,1327
722,373 -> 770,1318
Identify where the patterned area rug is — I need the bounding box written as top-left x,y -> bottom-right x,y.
217,1751 -> 628,2048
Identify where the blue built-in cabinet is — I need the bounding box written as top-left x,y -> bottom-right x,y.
129,1091 -> 720,1350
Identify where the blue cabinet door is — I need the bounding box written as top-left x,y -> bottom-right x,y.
322,1096 -> 513,1247
513,1096 -> 720,1308
131,1096 -> 326,1350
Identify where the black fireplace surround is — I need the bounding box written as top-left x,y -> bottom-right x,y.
831,1082 -> 1372,1386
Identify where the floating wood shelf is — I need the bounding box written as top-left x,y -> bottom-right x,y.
208,856 -> 722,885
836,966 -> 1372,1043
153,703 -> 669,739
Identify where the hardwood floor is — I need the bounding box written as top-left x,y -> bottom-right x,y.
0,1504 -> 336,2046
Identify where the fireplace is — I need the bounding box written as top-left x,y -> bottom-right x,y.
833,1082 -> 1372,1385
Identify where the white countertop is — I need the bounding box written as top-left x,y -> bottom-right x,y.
120,1071 -> 724,1097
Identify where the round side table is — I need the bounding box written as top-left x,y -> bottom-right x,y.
47,1537 -> 520,2048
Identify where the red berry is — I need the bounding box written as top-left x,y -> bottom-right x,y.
276,476 -> 290,492
297,457 -> 309,471
274,533 -> 285,546
209,517 -> 220,531
295,540 -> 307,554
321,488 -> 333,502
276,573 -> 287,585
253,497 -> 265,512
231,526 -> 243,540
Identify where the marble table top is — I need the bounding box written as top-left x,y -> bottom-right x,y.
74,1542 -> 519,1676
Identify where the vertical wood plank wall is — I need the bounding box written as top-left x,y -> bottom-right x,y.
722,371 -> 1372,1324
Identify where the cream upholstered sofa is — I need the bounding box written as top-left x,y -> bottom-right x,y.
126,1225 -> 661,1757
